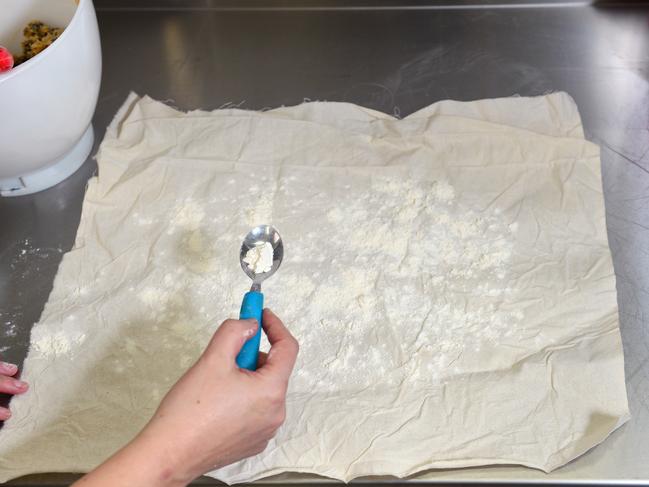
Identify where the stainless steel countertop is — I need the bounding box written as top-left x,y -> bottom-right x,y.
1,1 -> 648,484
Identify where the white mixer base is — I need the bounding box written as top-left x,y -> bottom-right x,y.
0,124 -> 94,197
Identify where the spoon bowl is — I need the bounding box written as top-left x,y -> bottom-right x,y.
239,224 -> 283,290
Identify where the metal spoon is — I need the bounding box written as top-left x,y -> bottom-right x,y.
236,224 -> 283,370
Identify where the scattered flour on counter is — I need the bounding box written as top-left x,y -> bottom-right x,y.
2,320 -> 17,338
243,242 -> 274,274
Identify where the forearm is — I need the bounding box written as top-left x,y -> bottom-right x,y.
72,432 -> 189,487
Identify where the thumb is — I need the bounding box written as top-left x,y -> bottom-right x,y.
203,318 -> 258,366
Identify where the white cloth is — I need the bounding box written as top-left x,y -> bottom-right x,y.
0,93 -> 629,483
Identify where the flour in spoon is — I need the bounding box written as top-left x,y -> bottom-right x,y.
243,242 -> 274,274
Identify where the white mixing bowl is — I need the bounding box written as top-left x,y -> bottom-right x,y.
0,0 -> 101,197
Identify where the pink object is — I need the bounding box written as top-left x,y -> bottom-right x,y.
0,46 -> 13,72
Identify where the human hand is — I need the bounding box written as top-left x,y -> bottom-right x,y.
0,361 -> 29,421
144,308 -> 298,480
75,308 -> 299,487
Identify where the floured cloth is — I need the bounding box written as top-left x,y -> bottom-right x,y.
0,93 -> 629,483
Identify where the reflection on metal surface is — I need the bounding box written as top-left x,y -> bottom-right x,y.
94,0 -> 595,11
162,17 -> 202,99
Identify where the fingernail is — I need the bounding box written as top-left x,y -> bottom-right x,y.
265,308 -> 276,317
244,318 -> 258,326
0,362 -> 17,373
0,408 -> 11,420
13,380 -> 28,390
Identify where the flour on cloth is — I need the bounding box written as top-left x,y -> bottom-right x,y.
0,93 -> 629,483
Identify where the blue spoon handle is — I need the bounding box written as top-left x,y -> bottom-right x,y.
236,290 -> 264,370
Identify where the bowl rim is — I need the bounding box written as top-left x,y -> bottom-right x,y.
0,0 -> 88,83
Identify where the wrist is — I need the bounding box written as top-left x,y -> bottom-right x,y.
129,427 -> 194,487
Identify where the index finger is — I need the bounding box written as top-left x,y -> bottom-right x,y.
259,308 -> 299,381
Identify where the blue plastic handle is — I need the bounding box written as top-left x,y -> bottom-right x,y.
236,290 -> 264,370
